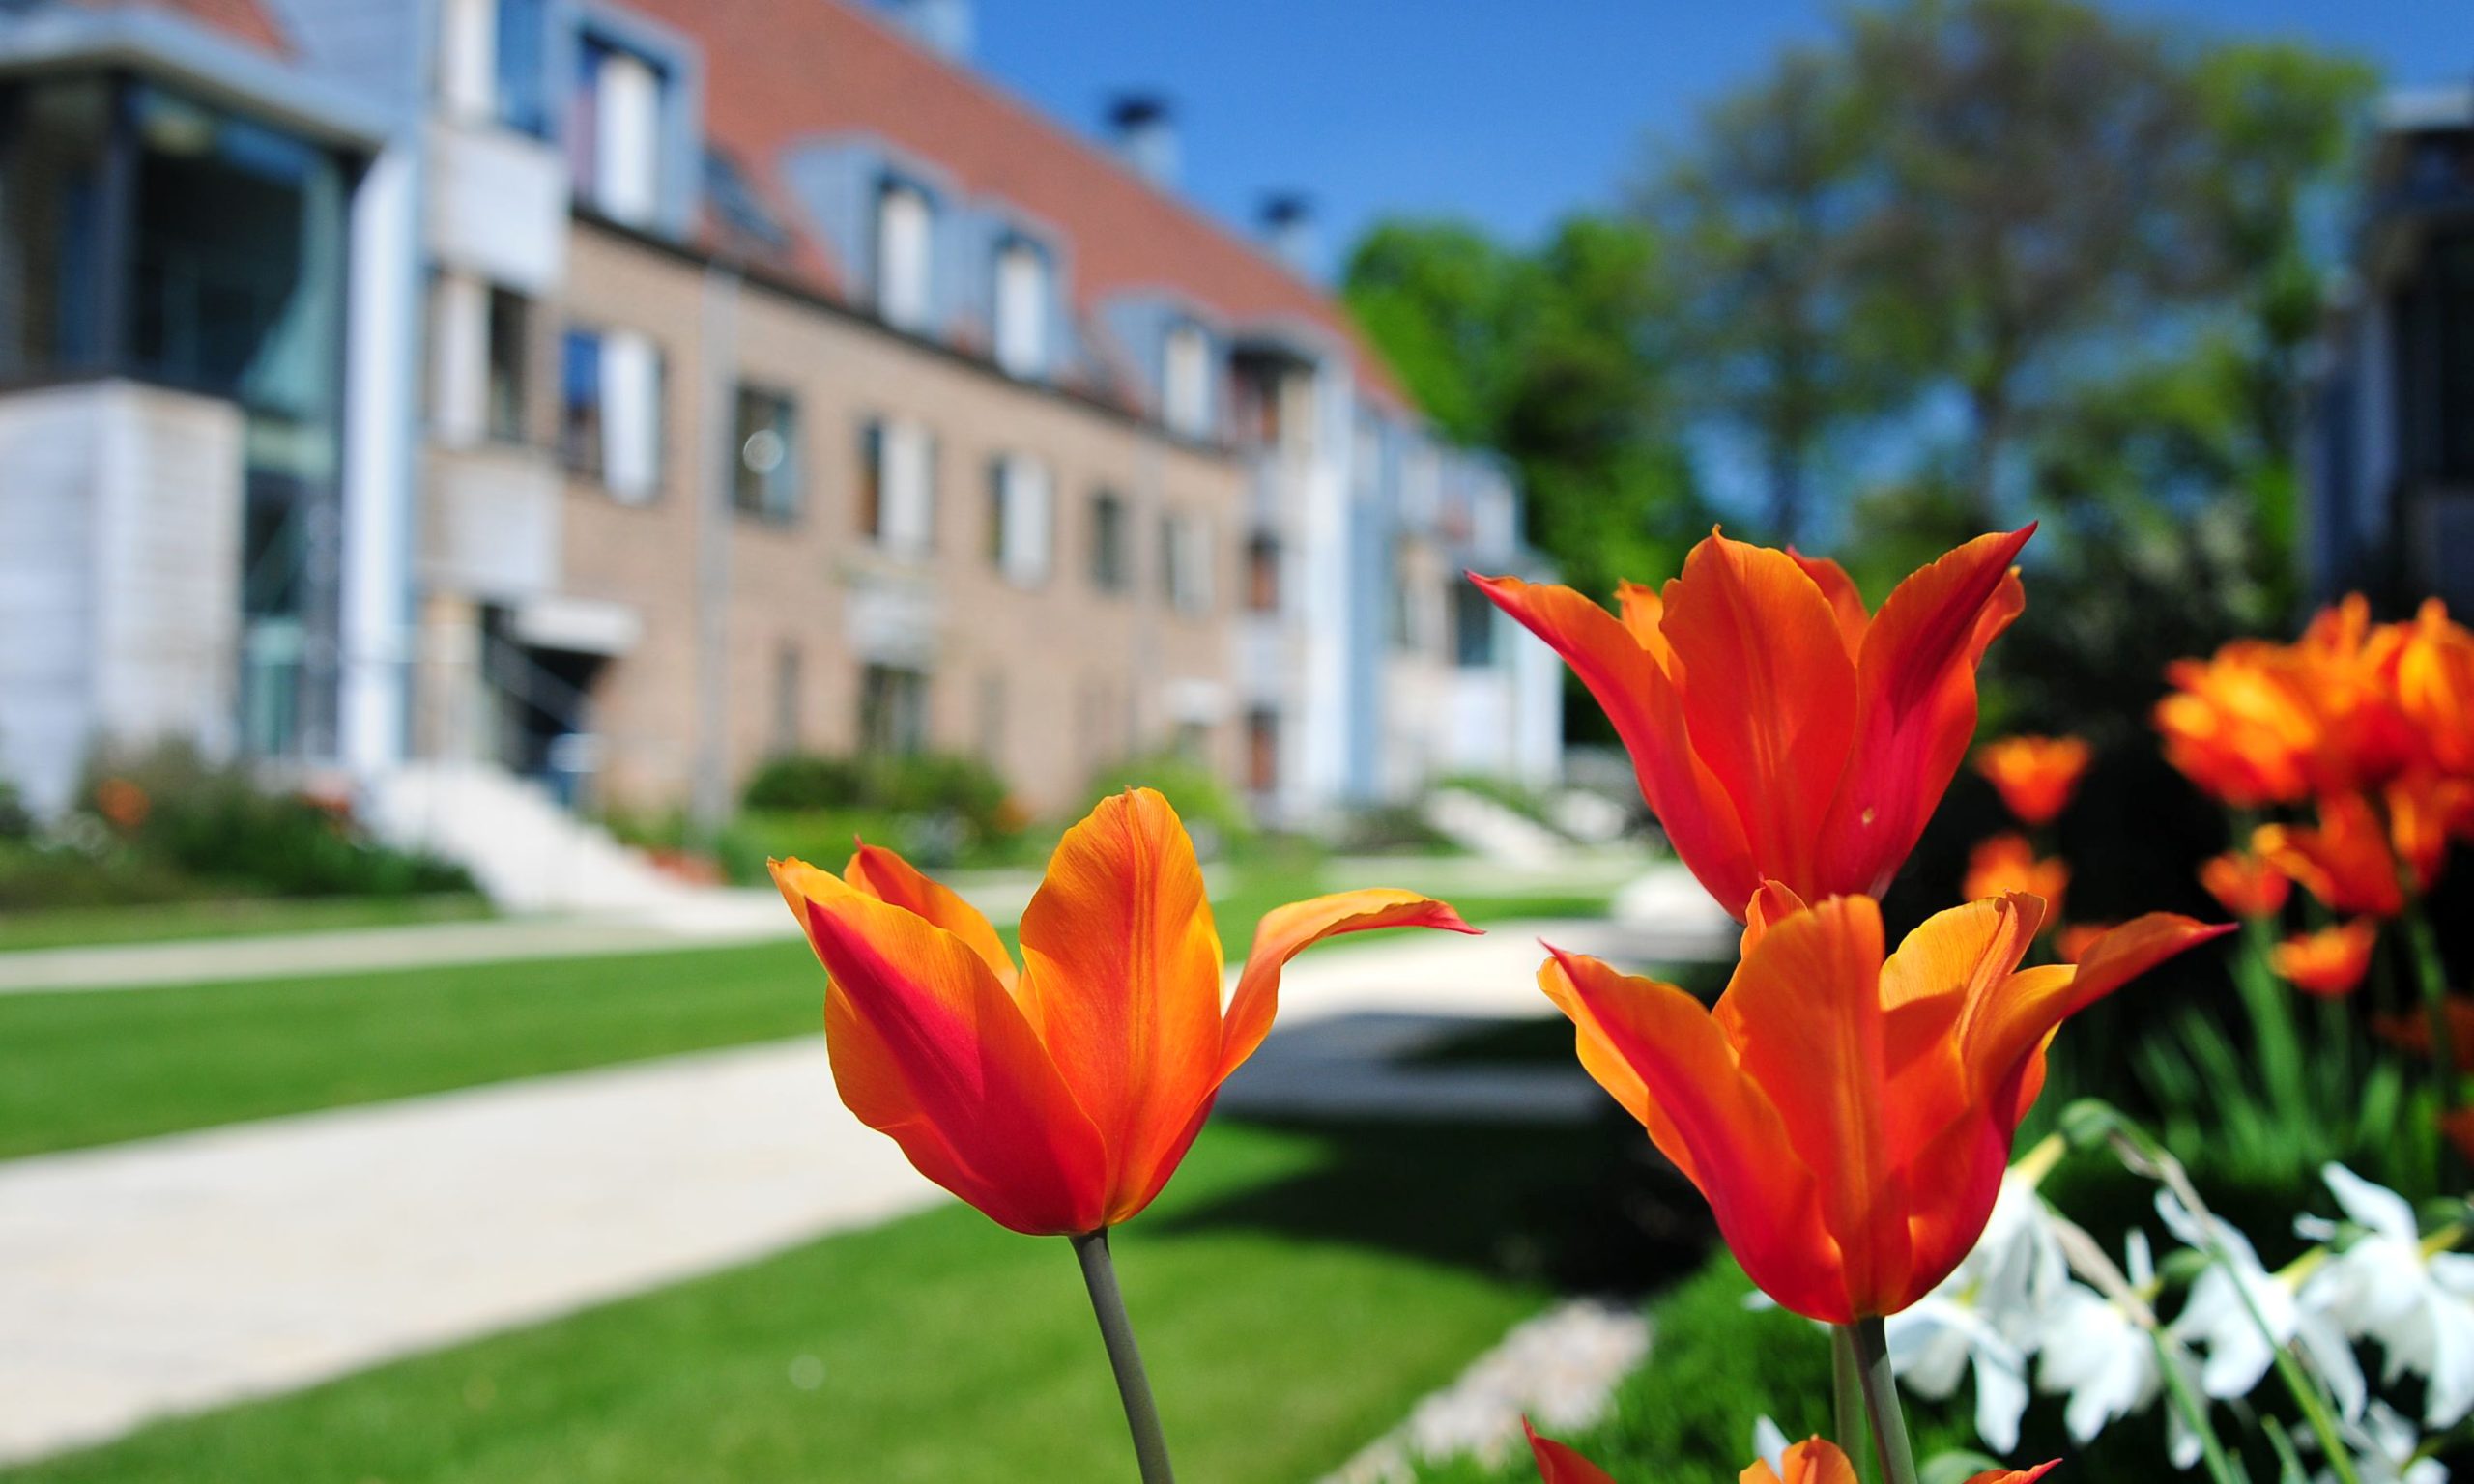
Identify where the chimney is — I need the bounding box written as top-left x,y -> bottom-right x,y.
886,0 -> 972,60
1108,94 -> 1178,189
1259,192 -> 1316,274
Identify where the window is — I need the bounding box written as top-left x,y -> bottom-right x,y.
486,286 -> 529,442
1245,707 -> 1280,794
732,384 -> 800,522
561,326 -> 662,501
987,454 -> 1052,585
439,0 -> 497,120
859,664 -> 929,756
1451,582 -> 1498,668
1162,512 -> 1213,617
1089,490 -> 1130,593
570,37 -> 664,227
1244,533 -> 1280,614
857,415 -> 935,556
992,238 -> 1048,377
434,278 -> 530,445
494,0 -> 551,135
773,642 -> 802,752
1163,321 -> 1211,438
876,180 -> 934,331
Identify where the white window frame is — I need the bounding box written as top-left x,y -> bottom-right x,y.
1163,321 -> 1211,439
992,238 -> 1048,378
590,46 -> 662,227
878,417 -> 936,557
877,181 -> 934,332
1164,511 -> 1214,617
992,453 -> 1052,585
599,328 -> 662,503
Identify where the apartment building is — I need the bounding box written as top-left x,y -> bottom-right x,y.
0,0 -> 1557,827
2305,82 -> 2474,612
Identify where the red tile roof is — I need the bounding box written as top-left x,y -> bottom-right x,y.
632,0 -> 1409,413
86,0 -> 293,58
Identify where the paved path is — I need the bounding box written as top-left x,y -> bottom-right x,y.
0,914 -> 1705,1465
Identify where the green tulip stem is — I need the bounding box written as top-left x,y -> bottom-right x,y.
1072,1228 -> 1177,1484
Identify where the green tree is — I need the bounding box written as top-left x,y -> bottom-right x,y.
1342,214 -> 1704,605
1845,0 -> 2229,530
1634,46 -> 1896,544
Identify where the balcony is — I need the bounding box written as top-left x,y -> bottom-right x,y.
426,119 -> 569,295
420,445 -> 561,601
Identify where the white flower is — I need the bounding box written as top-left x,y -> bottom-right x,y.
1890,1298 -> 2030,1453
2160,1189 -> 2367,1420
2032,1231 -> 2206,1468
1751,1415 -> 1790,1475
2297,1163 -> 2474,1430
2317,1400 -> 2448,1484
1886,1172 -> 2065,1453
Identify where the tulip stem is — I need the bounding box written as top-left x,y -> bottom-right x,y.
1848,1317 -> 1920,1484
1829,1324 -> 1873,1480
2403,895 -> 2458,1110
1072,1229 -> 1177,1484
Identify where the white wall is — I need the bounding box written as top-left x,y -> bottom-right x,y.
0,383 -> 245,814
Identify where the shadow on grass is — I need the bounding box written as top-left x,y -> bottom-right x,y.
1153,1107 -> 1717,1298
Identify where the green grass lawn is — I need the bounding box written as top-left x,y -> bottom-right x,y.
0,894 -> 492,953
0,870 -> 1616,1162
2,1117 -> 1625,1484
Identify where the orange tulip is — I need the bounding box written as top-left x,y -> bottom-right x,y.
2155,641 -> 2321,807
1473,527 -> 2029,917
1539,888 -> 2225,1322
2390,598 -> 2474,777
2057,922 -> 2114,965
2386,772 -> 2474,891
2272,920 -> 2378,998
2199,849 -> 2290,920
2255,794 -> 2406,918
1963,833 -> 2069,927
2375,997 -> 2474,1073
771,789 -> 1476,1234
1973,735 -> 2091,827
2289,595 -> 2418,793
1522,1423 -> 2054,1484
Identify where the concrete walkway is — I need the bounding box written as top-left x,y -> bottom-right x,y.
0,914 -> 1694,1465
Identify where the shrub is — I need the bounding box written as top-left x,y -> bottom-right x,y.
1086,753 -> 1250,857
739,752 -> 1017,845
80,743 -> 473,899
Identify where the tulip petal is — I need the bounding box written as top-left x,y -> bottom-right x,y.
1969,914 -> 2232,1097
1222,889 -> 1479,1077
1821,527 -> 2031,896
1524,1419 -> 1621,1484
1659,533 -> 1859,896
1616,580 -> 1675,662
1016,788 -> 1225,1225
1717,895 -> 1913,1315
844,840 -> 1020,988
1789,551 -> 1873,661
1474,573 -> 1759,912
1771,1438 -> 1865,1484
1550,945 -> 1841,1321
1539,954 -> 1654,1129
790,874 -> 1108,1235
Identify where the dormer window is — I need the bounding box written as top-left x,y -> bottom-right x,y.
876,179 -> 934,332
992,237 -> 1049,378
1163,321 -> 1211,439
571,36 -> 666,227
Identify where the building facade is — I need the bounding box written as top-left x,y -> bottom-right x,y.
0,0 -> 1557,829
2304,82 -> 2474,613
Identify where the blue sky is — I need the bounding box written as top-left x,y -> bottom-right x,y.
968,0 -> 2467,279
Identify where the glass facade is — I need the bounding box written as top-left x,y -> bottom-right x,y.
0,72 -> 352,761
